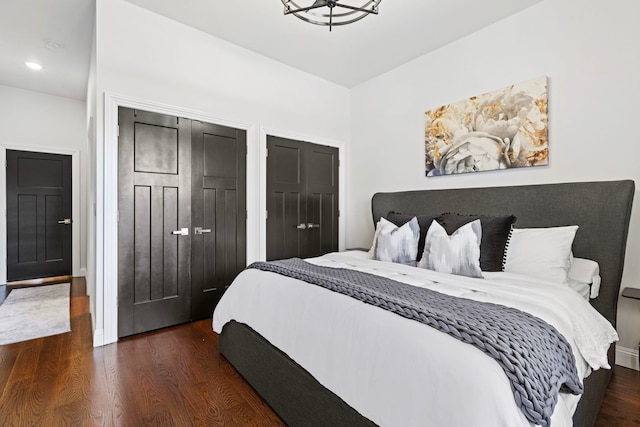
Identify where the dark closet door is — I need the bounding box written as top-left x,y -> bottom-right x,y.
266,136 -> 338,261
118,108 -> 192,338
191,121 -> 246,320
6,150 -> 72,281
305,143 -> 339,257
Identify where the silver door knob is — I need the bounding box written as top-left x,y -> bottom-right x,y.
296,223 -> 307,230
171,228 -> 189,236
194,227 -> 212,235
58,218 -> 72,225
307,223 -> 320,229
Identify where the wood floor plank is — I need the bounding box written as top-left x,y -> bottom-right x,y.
5,338 -> 44,386
0,345 -> 19,399
0,277 -> 637,426
23,332 -> 67,424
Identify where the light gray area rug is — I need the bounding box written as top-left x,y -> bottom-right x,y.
0,283 -> 71,345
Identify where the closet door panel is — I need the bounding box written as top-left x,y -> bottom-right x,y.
118,108 -> 191,338
191,121 -> 246,320
306,145 -> 339,258
119,108 -> 246,335
266,137 -> 307,261
267,136 -> 338,260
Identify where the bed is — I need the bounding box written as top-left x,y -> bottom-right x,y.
213,180 -> 634,427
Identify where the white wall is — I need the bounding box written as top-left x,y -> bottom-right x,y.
93,0 -> 350,345
348,0 -> 640,368
0,84 -> 88,282
85,25 -> 98,333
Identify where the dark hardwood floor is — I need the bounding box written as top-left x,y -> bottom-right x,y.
597,364 -> 640,426
0,278 -> 284,426
0,277 -> 638,426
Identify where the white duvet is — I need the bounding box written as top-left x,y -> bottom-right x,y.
213,251 -> 618,427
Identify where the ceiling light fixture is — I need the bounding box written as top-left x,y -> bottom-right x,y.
280,0 -> 382,31
25,62 -> 43,71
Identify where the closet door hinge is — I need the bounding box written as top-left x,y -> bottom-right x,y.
117,125 -> 120,137
265,210 -> 268,220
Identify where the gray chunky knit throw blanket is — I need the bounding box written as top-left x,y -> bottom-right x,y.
248,258 -> 583,426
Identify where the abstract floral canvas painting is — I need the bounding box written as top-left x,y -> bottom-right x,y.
425,76 -> 548,176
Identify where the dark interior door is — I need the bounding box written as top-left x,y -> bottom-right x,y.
6,150 -> 72,281
266,136 -> 306,261
191,121 -> 246,320
306,144 -> 339,257
118,108 -> 192,338
266,136 -> 338,261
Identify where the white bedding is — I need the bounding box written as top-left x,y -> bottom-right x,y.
567,278 -> 591,301
213,251 -> 618,427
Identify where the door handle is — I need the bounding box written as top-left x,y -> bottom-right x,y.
296,223 -> 307,230
194,227 -> 212,235
171,228 -> 189,236
307,223 -> 320,229
58,218 -> 72,225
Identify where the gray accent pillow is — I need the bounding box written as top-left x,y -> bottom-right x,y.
438,212 -> 516,272
374,217 -> 420,266
418,219 -> 483,278
386,211 -> 441,262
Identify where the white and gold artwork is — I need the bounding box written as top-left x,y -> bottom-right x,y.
425,76 -> 548,176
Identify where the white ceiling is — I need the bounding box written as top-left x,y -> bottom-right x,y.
125,0 -> 543,88
0,0 -> 542,100
0,0 -> 95,100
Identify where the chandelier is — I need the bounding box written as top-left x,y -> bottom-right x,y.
280,0 -> 382,31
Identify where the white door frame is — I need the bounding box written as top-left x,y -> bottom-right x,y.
0,145 -> 81,284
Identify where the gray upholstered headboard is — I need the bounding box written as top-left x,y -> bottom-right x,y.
371,180 -> 635,327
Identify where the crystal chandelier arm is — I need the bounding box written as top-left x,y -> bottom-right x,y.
334,3 -> 379,14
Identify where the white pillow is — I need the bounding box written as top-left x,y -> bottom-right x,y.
374,217 -> 420,265
418,219 -> 483,278
569,257 -> 601,298
504,226 -> 578,284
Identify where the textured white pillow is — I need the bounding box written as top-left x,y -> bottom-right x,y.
418,219 -> 483,278
374,217 -> 420,265
504,226 -> 578,284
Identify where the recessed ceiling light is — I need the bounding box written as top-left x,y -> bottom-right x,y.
25,62 -> 43,70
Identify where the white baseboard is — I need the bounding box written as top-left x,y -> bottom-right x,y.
615,345 -> 639,370
79,268 -> 87,277
93,328 -> 105,347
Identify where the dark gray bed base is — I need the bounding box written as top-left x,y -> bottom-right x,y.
220,180 -> 635,427
221,321 -> 611,427
220,320 -> 376,427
